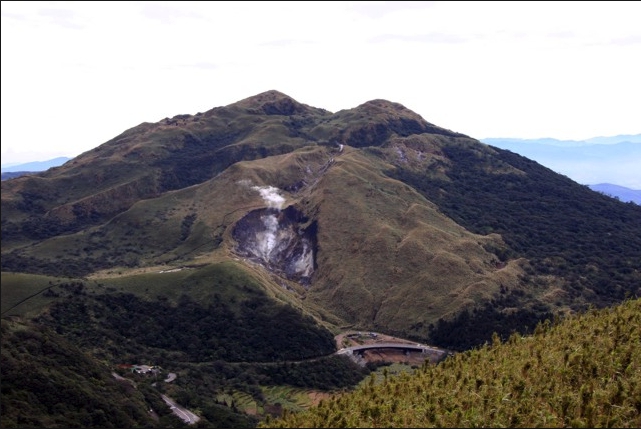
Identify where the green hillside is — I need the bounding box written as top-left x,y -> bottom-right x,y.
1,317 -> 166,428
261,298 -> 641,428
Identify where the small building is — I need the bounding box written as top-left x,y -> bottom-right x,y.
132,365 -> 160,374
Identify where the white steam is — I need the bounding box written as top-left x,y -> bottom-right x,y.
258,214 -> 279,259
291,242 -> 314,277
251,185 -> 285,210
236,180 -> 286,210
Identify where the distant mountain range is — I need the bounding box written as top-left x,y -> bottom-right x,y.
482,135 -> 641,147
1,156 -> 70,180
480,136 -> 640,203
587,183 -> 641,205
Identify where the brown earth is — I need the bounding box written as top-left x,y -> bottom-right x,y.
307,391 -> 334,407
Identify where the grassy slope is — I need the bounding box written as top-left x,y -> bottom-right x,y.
3,140 -> 517,337
0,91 -> 326,251
1,272 -> 70,318
306,145 -> 520,335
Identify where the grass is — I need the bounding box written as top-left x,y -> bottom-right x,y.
231,391 -> 261,415
1,272 -> 72,317
261,386 -> 317,413
1,261 -> 294,320
303,148 -> 517,334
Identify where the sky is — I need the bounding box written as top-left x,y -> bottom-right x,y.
2,1 -> 640,165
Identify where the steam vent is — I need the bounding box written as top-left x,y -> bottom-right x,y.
232,205 -> 317,284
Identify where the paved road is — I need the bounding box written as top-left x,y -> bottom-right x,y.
111,371 -> 136,388
112,371 -> 200,423
162,394 -> 201,425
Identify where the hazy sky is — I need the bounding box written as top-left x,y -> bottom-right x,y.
2,1 -> 640,164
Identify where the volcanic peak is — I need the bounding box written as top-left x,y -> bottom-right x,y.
230,89 -> 330,117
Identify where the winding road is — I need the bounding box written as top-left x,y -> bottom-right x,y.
111,330 -> 447,424
112,371 -> 200,424
161,395 -> 201,425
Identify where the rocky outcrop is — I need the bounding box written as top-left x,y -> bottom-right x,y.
232,205 -> 317,284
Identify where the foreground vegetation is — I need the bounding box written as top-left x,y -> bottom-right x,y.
261,298 -> 641,428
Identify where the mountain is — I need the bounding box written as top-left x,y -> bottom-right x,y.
480,137 -> 641,190
588,183 -> 641,205
482,135 -> 641,147
1,157 -> 71,173
2,90 -> 641,427
1,171 -> 36,181
584,134 -> 641,145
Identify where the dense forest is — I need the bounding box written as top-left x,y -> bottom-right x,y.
41,291 -> 335,363
1,317 -> 163,428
